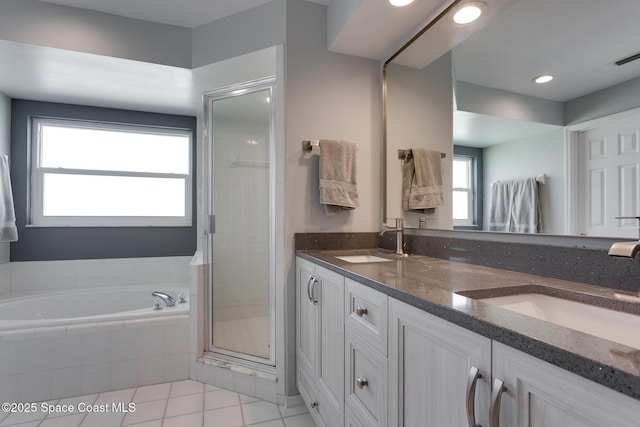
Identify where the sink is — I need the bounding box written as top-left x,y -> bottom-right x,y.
335,255 -> 393,264
479,292 -> 640,349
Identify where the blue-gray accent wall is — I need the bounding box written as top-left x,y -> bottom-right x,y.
10,99 -> 197,261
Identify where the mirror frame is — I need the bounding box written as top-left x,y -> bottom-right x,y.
381,0 -> 631,248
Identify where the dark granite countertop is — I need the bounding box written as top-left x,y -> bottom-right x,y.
297,248 -> 640,401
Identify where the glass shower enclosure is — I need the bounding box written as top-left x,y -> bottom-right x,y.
204,78 -> 275,366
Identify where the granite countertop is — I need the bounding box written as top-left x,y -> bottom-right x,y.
297,248 -> 640,400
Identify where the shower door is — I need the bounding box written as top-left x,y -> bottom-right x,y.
205,78 -> 275,366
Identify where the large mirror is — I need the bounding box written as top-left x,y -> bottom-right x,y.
385,0 -> 640,238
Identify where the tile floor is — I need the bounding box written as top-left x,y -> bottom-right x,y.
0,380 -> 316,427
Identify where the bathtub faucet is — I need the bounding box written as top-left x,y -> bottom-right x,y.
152,291 -> 176,307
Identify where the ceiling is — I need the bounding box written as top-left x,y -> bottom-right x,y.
451,0 -> 640,103
38,0 -> 327,28
36,0 -> 435,61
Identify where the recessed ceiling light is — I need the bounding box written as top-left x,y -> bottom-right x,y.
452,2 -> 487,24
389,0 -> 414,6
533,75 -> 554,84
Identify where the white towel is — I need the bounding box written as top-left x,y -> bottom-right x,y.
489,177 -> 541,233
319,140 -> 359,215
0,154 -> 17,242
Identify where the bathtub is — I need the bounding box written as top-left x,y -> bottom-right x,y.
0,285 -> 191,402
0,285 -> 189,331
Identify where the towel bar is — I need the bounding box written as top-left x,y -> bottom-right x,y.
398,149 -> 446,160
302,140 -> 359,152
492,175 -> 546,186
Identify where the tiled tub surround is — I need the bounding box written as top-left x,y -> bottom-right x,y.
0,256 -> 192,403
297,248 -> 640,400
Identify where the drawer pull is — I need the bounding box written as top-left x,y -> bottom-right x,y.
355,306 -> 368,317
466,366 -> 482,427
356,377 -> 369,389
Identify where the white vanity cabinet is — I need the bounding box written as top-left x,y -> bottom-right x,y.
388,299 -> 492,427
491,342 -> 640,427
296,257 -> 345,427
296,256 -> 640,427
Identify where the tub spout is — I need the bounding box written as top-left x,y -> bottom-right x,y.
152,291 -> 176,307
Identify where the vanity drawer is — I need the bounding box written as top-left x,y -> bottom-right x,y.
345,278 -> 388,355
345,326 -> 388,427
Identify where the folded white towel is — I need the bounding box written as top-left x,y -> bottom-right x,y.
319,140 -> 359,215
0,154 -> 17,242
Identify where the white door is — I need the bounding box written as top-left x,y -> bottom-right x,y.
577,115 -> 640,237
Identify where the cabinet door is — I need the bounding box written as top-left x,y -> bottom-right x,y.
315,265 -> 345,425
389,299 -> 491,427
492,342 -> 640,427
296,257 -> 318,378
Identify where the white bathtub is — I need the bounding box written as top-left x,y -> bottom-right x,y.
0,284 -> 191,402
0,285 -> 189,331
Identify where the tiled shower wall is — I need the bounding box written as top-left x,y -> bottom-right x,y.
7,256 -> 191,292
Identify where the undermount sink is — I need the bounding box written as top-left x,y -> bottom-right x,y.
335,255 -> 393,264
463,289 -> 640,349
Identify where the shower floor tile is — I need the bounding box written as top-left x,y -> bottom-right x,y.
0,380 -> 315,427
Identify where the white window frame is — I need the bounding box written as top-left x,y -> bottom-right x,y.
453,155 -> 474,227
30,117 -> 192,227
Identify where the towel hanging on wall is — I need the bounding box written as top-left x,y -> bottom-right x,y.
489,177 -> 542,233
318,140 -> 359,215
402,148 -> 444,210
0,154 -> 17,242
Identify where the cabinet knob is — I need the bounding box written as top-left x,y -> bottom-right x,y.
355,306 -> 368,317
356,377 -> 369,389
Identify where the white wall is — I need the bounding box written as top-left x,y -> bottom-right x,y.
284,0 -> 382,392
483,128 -> 566,234
0,92 -> 10,295
192,0 -> 285,68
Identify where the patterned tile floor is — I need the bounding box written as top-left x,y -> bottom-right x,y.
0,380 -> 315,427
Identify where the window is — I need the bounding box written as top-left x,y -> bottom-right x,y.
453,145 -> 484,229
31,118 -> 192,227
453,155 -> 474,226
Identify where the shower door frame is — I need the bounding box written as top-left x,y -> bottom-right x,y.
203,77 -> 277,368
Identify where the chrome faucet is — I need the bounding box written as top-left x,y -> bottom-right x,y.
152,291 -> 176,307
380,218 -> 407,256
608,216 -> 640,259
